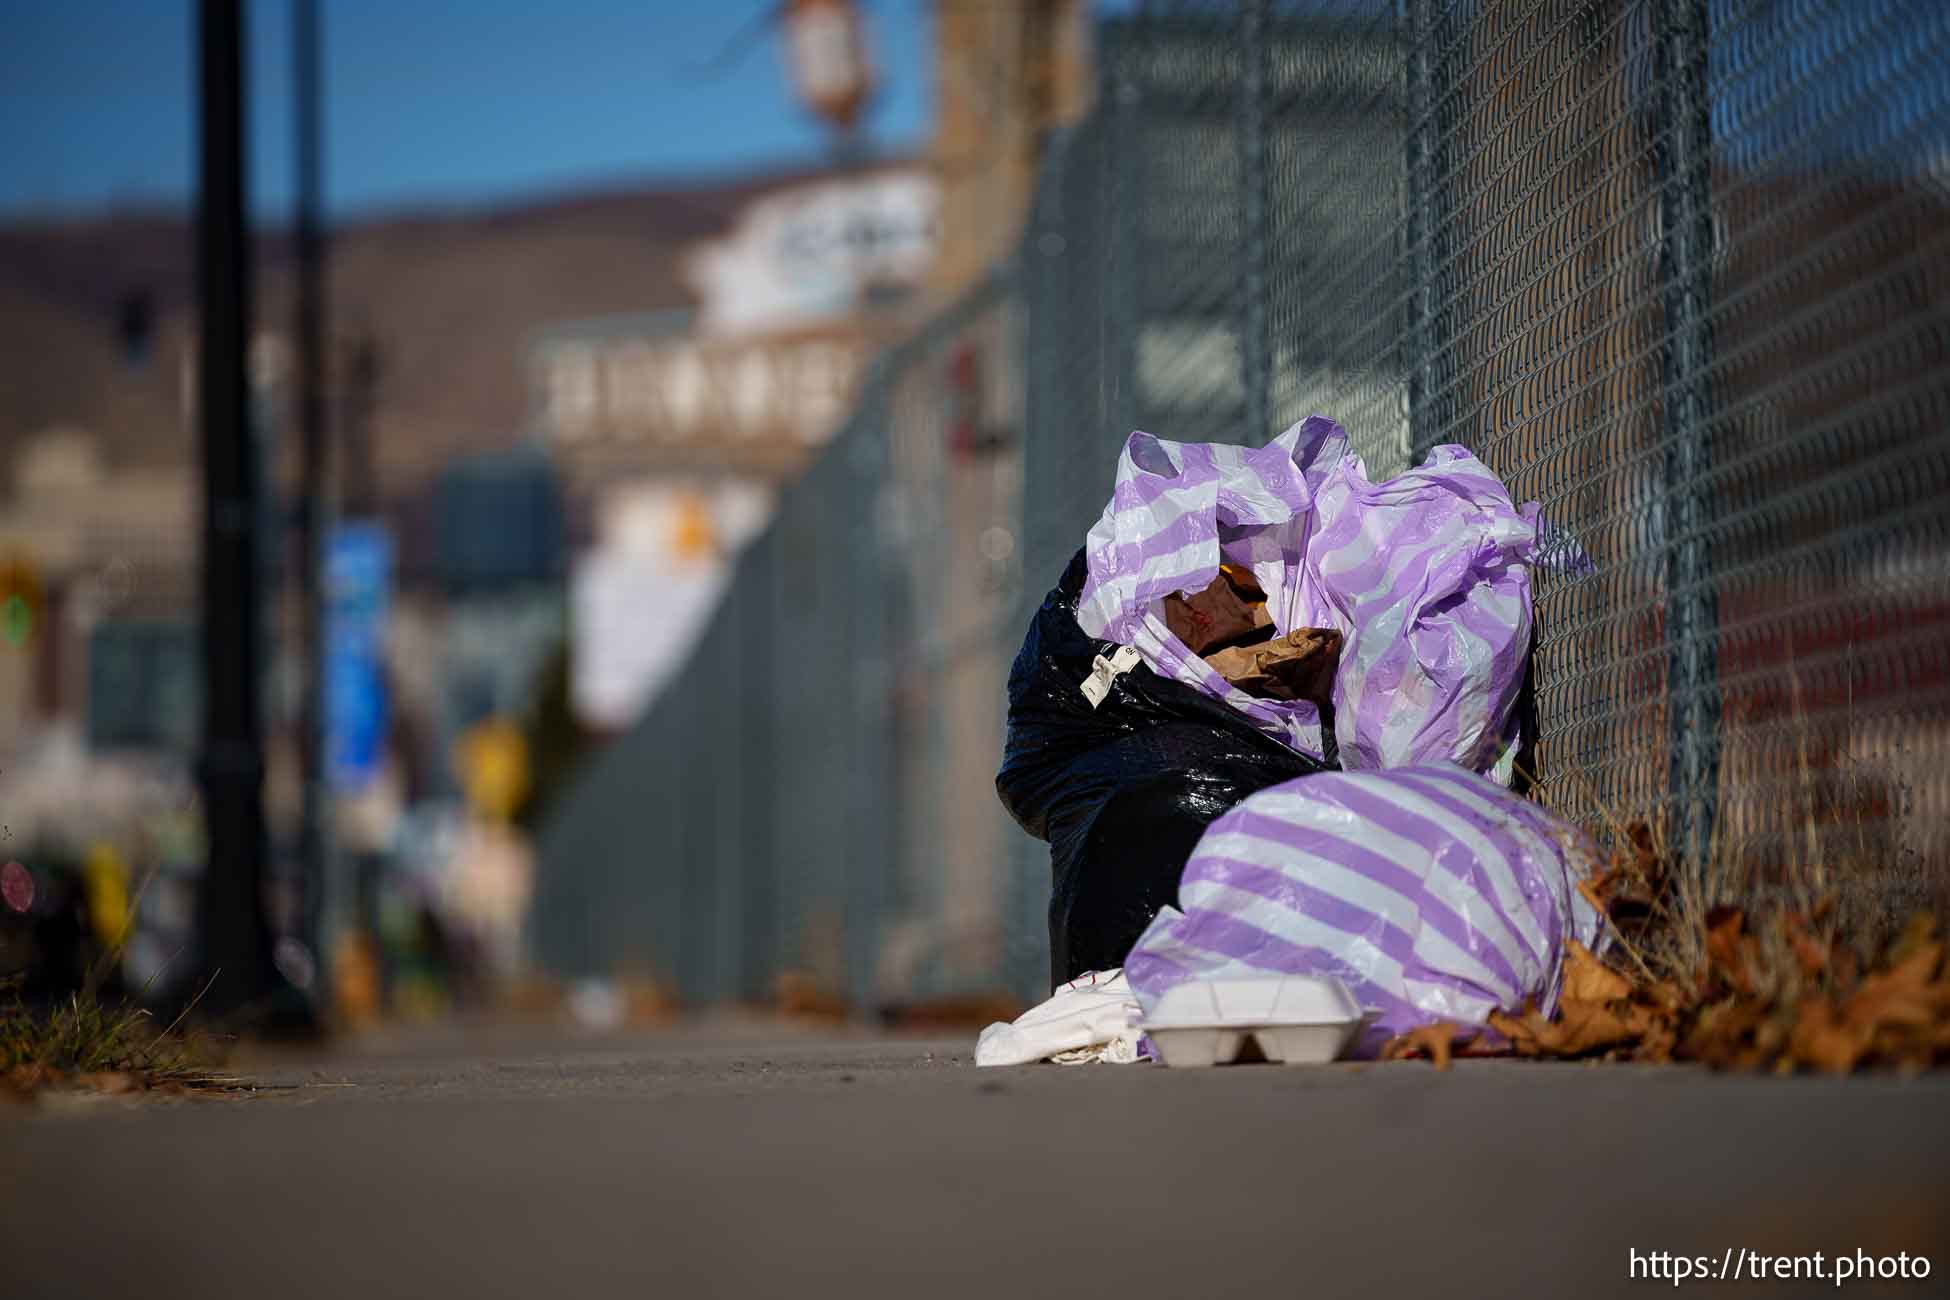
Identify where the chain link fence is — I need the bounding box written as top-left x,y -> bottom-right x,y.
1026,0 -> 1950,893
534,0 -> 1950,1008
533,275 -> 1041,1006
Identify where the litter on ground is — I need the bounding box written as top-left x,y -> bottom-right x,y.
987,417 -> 1598,1066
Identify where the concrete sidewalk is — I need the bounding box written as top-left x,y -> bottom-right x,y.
4,1022 -> 1947,1299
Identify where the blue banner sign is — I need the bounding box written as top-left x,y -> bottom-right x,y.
325,523 -> 391,790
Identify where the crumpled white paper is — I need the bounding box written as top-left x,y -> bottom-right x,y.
975,969 -> 1145,1067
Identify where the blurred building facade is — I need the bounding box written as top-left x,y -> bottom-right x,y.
928,0 -> 1094,295
0,0 -> 1095,1012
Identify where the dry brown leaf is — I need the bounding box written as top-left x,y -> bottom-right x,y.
1492,997 -> 1661,1059
773,970 -> 850,1022
1752,1013 -> 1792,1060
1563,940 -> 1633,1004
1789,932 -> 1831,980
1833,944 -> 1861,987
1889,913 -> 1941,969
1576,876 -> 1606,915
1536,1000 -> 1647,1056
1380,1022 -> 1465,1070
1681,998 -> 1767,1068
1625,821 -> 1660,875
1841,946 -> 1947,1038
1643,980 -> 1689,1015
1636,1019 -> 1678,1064
1783,913 -> 1833,980
1789,997 -> 1869,1075
1455,1034 -> 1509,1058
1578,868 -> 1621,914
3,1064 -> 61,1093
1705,908 -> 1757,994
1487,1006 -> 1547,1057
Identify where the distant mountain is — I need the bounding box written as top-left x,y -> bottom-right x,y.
0,158 -> 912,495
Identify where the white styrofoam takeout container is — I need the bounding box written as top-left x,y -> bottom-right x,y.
1140,975 -> 1365,1067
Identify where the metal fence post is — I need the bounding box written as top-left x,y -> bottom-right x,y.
1239,0 -> 1271,446
847,373 -> 896,1008
1402,0 -> 1437,461
1106,35 -> 1141,449
1653,0 -> 1721,869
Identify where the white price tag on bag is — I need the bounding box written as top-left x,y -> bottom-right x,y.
1079,645 -> 1143,709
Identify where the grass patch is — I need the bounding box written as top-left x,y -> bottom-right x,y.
1,975 -> 237,1099
3,859 -> 239,1099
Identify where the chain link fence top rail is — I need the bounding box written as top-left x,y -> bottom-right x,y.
1023,0 -> 1950,909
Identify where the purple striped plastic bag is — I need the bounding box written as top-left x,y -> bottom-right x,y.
1124,764 -> 1603,1051
1311,444 -> 1538,775
1074,416 -> 1538,775
1075,416 -> 1347,760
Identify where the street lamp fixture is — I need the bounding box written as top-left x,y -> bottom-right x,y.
781,0 -> 874,136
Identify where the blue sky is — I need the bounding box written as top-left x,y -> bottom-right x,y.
5,0 -> 1939,223
0,0 -> 935,221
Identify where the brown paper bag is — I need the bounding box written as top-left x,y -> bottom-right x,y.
1204,627 -> 1342,708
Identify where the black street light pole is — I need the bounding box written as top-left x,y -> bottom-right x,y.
293,0 -> 332,1008
194,0 -> 278,1022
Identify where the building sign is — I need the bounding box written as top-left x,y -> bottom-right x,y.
685,170 -> 937,337
325,522 -> 391,791
532,169 -> 936,464
534,327 -> 874,453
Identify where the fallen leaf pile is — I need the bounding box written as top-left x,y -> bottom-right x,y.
1383,822 -> 1950,1075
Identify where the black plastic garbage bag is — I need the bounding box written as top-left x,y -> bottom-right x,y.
996,550 -> 1331,989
